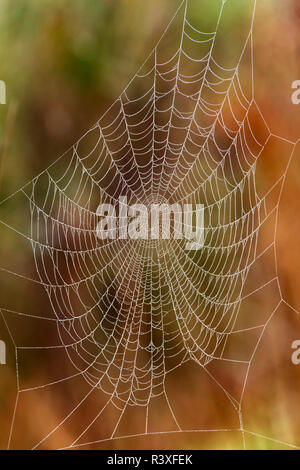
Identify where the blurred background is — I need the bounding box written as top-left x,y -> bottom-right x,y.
0,0 -> 300,450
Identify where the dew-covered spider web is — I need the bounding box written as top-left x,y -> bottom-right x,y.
0,0 -> 299,450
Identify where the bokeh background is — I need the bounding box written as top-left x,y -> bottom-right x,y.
0,0 -> 300,450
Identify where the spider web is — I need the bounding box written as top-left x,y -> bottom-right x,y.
0,0 -> 299,450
